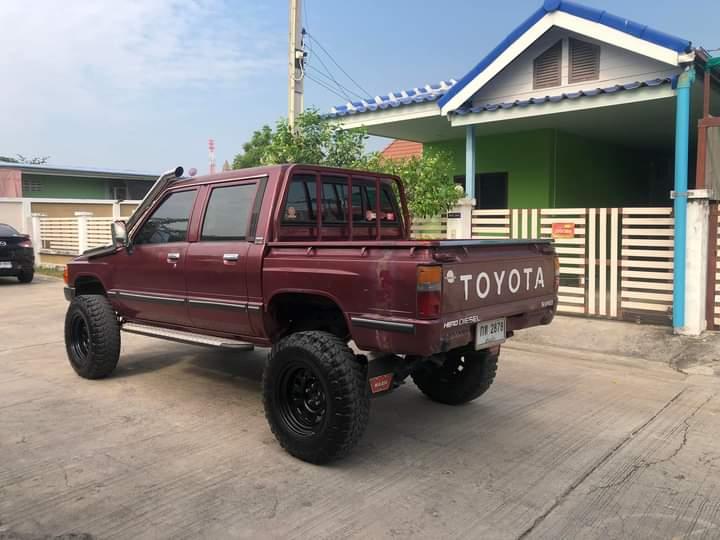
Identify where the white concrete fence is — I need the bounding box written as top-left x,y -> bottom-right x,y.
33,212 -> 131,263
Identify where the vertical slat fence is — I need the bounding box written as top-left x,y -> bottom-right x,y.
539,209 -> 587,314
620,207 -> 674,321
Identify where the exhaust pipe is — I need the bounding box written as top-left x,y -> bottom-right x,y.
125,166 -> 184,232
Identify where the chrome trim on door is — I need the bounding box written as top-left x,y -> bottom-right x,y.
246,303 -> 263,312
187,298 -> 247,311
223,253 -> 240,262
116,291 -> 185,304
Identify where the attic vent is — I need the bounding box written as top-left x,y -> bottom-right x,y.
533,41 -> 562,90
569,38 -> 600,84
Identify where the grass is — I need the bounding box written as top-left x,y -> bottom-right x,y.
35,265 -> 65,280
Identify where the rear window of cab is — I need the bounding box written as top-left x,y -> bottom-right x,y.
282,174 -> 399,225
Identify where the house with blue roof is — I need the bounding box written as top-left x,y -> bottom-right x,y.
330,0 -> 717,211
329,0 -> 720,334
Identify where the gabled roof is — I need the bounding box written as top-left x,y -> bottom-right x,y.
381,140 -> 423,160
437,0 -> 691,113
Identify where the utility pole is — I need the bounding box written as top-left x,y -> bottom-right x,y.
288,0 -> 304,129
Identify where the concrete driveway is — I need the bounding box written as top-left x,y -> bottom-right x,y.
1,276 -> 719,540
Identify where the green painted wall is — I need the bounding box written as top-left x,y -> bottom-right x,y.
22,173 -> 108,199
553,132 -> 672,207
427,129 -> 673,209
428,129 -> 554,208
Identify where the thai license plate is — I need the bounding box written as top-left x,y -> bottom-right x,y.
475,318 -> 506,350
0,262 -> 12,269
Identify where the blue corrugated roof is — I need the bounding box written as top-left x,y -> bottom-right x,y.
454,77 -> 677,117
437,0 -> 691,110
326,79 -> 457,118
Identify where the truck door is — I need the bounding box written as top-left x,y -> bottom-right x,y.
111,188 -> 197,327
184,179 -> 261,337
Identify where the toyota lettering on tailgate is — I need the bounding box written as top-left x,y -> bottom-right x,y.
446,267 -> 545,302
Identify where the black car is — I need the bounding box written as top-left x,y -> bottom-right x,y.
0,223 -> 34,283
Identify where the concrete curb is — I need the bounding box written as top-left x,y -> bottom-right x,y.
512,315 -> 720,374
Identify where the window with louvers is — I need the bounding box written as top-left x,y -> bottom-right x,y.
533,41 -> 562,90
569,38 -> 600,84
22,179 -> 41,194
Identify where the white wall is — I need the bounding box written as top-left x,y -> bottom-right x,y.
471,27 -> 681,107
0,199 -> 27,233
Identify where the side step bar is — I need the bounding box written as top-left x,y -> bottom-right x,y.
122,322 -> 254,350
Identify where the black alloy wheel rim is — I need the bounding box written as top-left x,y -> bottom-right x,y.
437,351 -> 469,380
70,313 -> 90,363
277,361 -> 328,437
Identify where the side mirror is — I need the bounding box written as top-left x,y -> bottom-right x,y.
111,220 -> 128,248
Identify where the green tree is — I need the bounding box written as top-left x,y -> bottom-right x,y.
232,125 -> 273,169
368,151 -> 461,218
0,154 -> 50,165
233,109 -> 460,218
262,109 -> 370,168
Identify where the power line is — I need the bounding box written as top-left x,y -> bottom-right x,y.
306,46 -> 350,95
306,66 -> 356,102
305,73 -> 353,102
305,32 -> 373,98
305,43 -> 365,101
306,64 -> 365,102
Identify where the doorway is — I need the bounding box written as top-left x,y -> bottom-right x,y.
454,172 -> 509,209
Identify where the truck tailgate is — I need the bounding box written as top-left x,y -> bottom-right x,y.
437,240 -> 556,317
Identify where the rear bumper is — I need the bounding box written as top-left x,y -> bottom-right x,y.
350,295 -> 557,357
64,286 -> 76,301
0,258 -> 33,276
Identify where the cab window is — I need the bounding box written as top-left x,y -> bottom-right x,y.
283,175 -> 316,223
134,190 -> 196,245
201,183 -> 257,241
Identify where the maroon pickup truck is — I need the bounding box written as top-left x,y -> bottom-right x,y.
63,164 -> 558,463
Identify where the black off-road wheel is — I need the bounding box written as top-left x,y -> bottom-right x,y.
64,295 -> 120,379
262,331 -> 369,464
412,347 -> 499,405
17,269 -> 34,283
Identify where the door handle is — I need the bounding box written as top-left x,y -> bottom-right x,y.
167,252 -> 180,262
223,253 -> 240,262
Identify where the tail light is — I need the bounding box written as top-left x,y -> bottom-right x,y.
63,266 -> 69,284
554,255 -> 560,291
417,265 -> 442,319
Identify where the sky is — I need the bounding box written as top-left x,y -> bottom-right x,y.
0,0 -> 717,174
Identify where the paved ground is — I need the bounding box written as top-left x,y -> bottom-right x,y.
1,276 -> 720,540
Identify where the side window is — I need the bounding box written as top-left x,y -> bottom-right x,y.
201,183 -> 257,241
362,182 -> 399,222
134,190 -> 196,245
283,175 -> 315,223
321,176 -> 348,223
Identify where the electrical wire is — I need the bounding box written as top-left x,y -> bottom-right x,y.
305,32 -> 373,98
306,65 -> 365,102
306,46 -> 365,101
303,33 -> 366,102
305,73 -> 354,102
